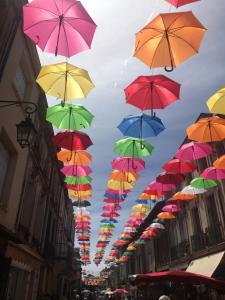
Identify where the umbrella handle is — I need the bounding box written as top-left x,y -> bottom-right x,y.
140,142 -> 145,150
164,66 -> 174,72
67,151 -> 73,162
131,160 -> 137,170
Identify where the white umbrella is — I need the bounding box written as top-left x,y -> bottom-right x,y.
181,185 -> 206,195
149,223 -> 165,230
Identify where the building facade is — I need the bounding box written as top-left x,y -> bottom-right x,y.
0,1 -> 81,299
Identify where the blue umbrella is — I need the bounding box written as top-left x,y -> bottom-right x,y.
76,230 -> 91,233
117,113 -> 165,138
135,199 -> 148,204
101,218 -> 118,223
104,193 -> 127,199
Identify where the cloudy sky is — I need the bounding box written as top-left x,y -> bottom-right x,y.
39,0 -> 225,273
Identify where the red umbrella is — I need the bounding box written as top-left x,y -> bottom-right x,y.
101,212 -> 120,218
66,183 -> 92,191
143,188 -> 165,196
53,131 -> 93,150
103,204 -> 122,211
124,75 -> 181,111
113,289 -> 128,295
104,198 -> 125,203
148,181 -> 176,192
111,157 -> 145,171
156,173 -> 185,184
164,0 -> 200,8
162,159 -> 196,174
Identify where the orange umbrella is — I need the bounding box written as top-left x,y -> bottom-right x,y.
213,155 -> 225,169
134,11 -> 206,71
186,117 -> 225,143
157,212 -> 175,219
57,150 -> 92,165
139,193 -> 160,200
109,170 -> 139,182
130,212 -> 147,219
173,192 -> 197,200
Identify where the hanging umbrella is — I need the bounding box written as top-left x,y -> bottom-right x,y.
181,185 -> 206,195
61,165 -> 92,177
134,11 -> 206,71
117,114 -> 165,138
156,173 -> 185,185
132,204 -> 151,213
157,212 -> 175,219
201,167 -> 225,180
57,150 -> 92,165
23,0 -> 96,57
186,117 -> 225,142
103,204 -> 122,211
152,218 -> 167,225
149,181 -> 176,192
101,218 -> 118,223
53,131 -> 93,150
101,212 -> 120,218
72,200 -> 91,207
190,177 -> 217,189
162,204 -> 181,213
129,212 -> 147,219
162,159 -> 196,174
175,141 -> 213,161
113,289 -> 128,295
173,192 -> 197,200
107,180 -> 134,191
100,223 -> 115,228
150,223 -> 165,230
124,75 -> 180,110
207,86 -> 225,115
70,191 -> 92,200
135,199 -> 148,204
214,155 -> 225,169
109,170 -> 139,182
114,138 -> 154,158
112,157 -> 145,171
165,0 -> 200,7
104,198 -> 125,204
65,176 -> 92,185
67,183 -> 92,192
46,103 -> 94,130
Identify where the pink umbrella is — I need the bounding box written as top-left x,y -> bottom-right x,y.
23,0 -> 97,57
105,189 -> 130,195
201,167 -> 225,181
101,212 -> 120,218
60,165 -> 92,176
162,204 -> 182,213
148,181 -> 176,192
111,157 -> 145,171
175,142 -> 213,161
127,219 -> 143,225
103,205 -> 122,211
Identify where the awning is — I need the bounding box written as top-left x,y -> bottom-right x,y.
186,251 -> 225,277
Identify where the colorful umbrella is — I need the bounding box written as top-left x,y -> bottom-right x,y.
72,200 -> 91,207
214,155 -> 225,169
101,212 -> 120,218
104,198 -> 125,204
57,150 -> 92,165
114,138 -> 154,158
162,204 -> 181,213
23,0 -> 96,57
67,183 -> 92,192
150,223 -> 165,230
61,165 -> 92,176
65,176 -> 92,185
117,114 -> 165,138
103,204 -> 122,211
162,159 -> 196,174
165,0 -> 200,7
111,157 -> 145,171
134,11 -> 206,71
46,104 -> 94,130
113,289 -> 128,295
124,75 -> 180,110
157,212 -> 175,219
109,170 -> 139,182
173,192 -> 197,200
175,142 -> 213,161
129,212 -> 147,219
132,204 -> 151,213
101,218 -> 118,223
148,181 -> 176,192
190,177 -> 217,189
207,86 -> 225,115
156,173 -> 185,185
135,199 -> 148,204
201,167 -> 225,181
53,131 -> 93,150
107,180 -> 134,191
70,191 -> 92,200
181,185 -> 206,195
187,117 -> 225,142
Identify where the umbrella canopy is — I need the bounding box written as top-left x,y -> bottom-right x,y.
61,165 -> 92,177
190,177 -> 217,189
101,212 -> 120,218
72,200 -> 91,207
107,180 -> 134,191
156,173 -> 185,185
65,176 -> 92,185
157,212 -> 176,219
124,75 -> 180,110
134,11 -> 206,71
70,191 -> 92,200
118,114 -> 165,138
113,289 -> 128,295
214,155 -> 225,169
162,204 -> 181,213
67,183 -> 92,192
109,170 -> 139,182
103,204 -> 122,211
187,117 -> 225,142
53,131 -> 93,150
23,0 -> 96,57
175,141 -> 213,161
132,204 -> 151,213
111,157 -> 145,171
114,138 -> 154,158
201,167 -> 225,180
181,185 -> 206,195
104,198 -> 125,204
130,212 -> 147,219
207,86 -> 225,115
149,181 -> 176,192
37,63 -> 94,102
163,159 -> 196,174
164,0 -> 200,7
46,104 -> 94,130
173,192 -> 197,200
135,199 -> 148,204
57,150 -> 92,165
150,223 -> 165,230
101,218 -> 118,223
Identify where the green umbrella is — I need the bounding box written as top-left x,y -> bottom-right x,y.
114,138 -> 154,158
135,240 -> 145,245
100,223 -> 115,228
65,176 -> 92,185
72,200 -> 91,207
190,177 -> 217,189
46,103 -> 94,130
123,252 -> 133,256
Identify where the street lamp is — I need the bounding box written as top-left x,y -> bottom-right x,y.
0,100 -> 38,148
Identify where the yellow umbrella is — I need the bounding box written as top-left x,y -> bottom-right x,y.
134,11 -> 206,71
36,62 -> 94,102
207,86 -> 225,115
70,191 -> 92,200
107,180 -> 134,190
132,204 -> 151,213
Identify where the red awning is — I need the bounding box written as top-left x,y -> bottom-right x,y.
133,271 -> 225,291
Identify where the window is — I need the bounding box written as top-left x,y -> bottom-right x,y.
0,141 -> 9,199
14,66 -> 27,100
